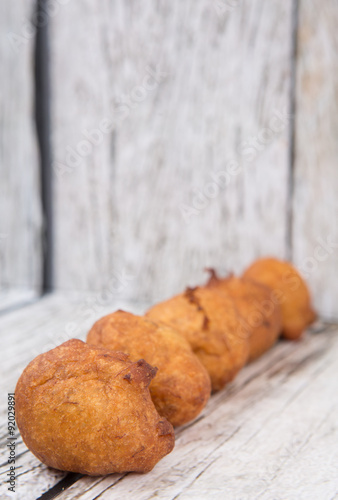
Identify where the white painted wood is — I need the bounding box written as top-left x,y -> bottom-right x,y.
292,0 -> 338,320
0,0 -> 43,294
51,0 -> 293,301
0,290 -> 37,313
0,295 -> 336,500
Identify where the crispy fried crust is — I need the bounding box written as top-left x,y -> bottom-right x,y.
87,310 -> 211,427
243,257 -> 317,340
15,339 -> 175,475
205,270 -> 282,362
147,287 -> 249,392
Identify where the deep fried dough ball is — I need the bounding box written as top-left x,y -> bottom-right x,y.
87,310 -> 211,427
205,270 -> 282,362
15,339 -> 175,475
243,257 -> 317,340
147,287 -> 249,392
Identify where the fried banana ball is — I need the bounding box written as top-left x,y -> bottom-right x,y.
15,339 -> 175,476
87,310 -> 211,427
147,287 -> 249,392
205,270 -> 282,362
243,257 -> 317,340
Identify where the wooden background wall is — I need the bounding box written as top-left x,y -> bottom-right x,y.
1,0 -> 337,319
292,0 -> 338,320
51,0 -> 293,299
0,0 -> 43,305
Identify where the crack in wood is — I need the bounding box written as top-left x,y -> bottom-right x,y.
35,473 -> 83,500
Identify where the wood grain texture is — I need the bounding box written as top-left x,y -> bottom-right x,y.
51,0 -> 293,300
0,295 -> 336,500
0,0 -> 43,294
292,0 -> 338,320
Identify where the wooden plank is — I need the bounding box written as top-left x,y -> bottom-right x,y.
0,295 -> 336,499
0,0 -> 43,294
0,290 -> 37,314
292,0 -> 338,320
51,0 -> 294,300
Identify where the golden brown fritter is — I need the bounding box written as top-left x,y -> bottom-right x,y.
15,339 -> 175,476
243,257 -> 317,340
205,270 -> 282,362
147,287 -> 249,392
87,311 -> 211,427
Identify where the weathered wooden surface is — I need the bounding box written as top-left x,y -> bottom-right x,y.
51,0 -> 294,301
0,0 -> 43,294
0,290 -> 37,314
292,0 -> 338,320
0,295 -> 337,500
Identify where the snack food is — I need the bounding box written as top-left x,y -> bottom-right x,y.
205,270 -> 282,361
87,310 -> 211,427
15,339 -> 175,475
243,257 -> 317,339
147,287 -> 249,392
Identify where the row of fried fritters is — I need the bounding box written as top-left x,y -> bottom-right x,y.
15,258 -> 316,476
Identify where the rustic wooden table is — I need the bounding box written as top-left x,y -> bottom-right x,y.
1,294 -> 337,500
